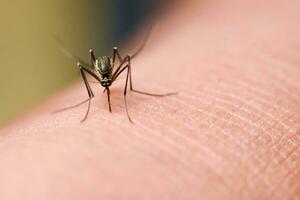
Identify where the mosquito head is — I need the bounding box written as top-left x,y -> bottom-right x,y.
101,77 -> 112,87
97,56 -> 112,75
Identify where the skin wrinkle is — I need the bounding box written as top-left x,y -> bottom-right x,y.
139,94 -> 247,194
103,92 -> 229,186
268,138 -> 297,195
193,101 -> 262,155
127,114 -> 204,181
188,90 -> 276,172
243,65 -> 297,107
190,91 -> 269,137
199,57 -> 298,118
110,132 -> 191,197
204,85 -> 294,130
135,124 -> 202,182
0,101 -> 232,198
176,93 -> 255,180
183,92 -> 256,151
286,172 -> 300,199
2,114 -> 196,198
266,148 -> 297,199
200,90 -> 269,130
191,109 -> 270,197
225,79 -> 296,118
205,89 -> 279,132
263,39 -> 300,71
139,115 -> 216,182
276,133 -> 300,166
246,118 -> 297,188
289,184 -> 300,200
274,120 -> 299,152
233,70 -> 298,115
201,87 -> 296,151
260,56 -> 300,101
218,39 -> 300,109
268,162 -> 300,199
199,92 -> 282,156
140,99 -> 227,171
269,73 -> 300,106
93,128 -> 185,195
152,122 -> 236,195
170,39 -> 298,198
119,96 -> 237,198
254,129 -> 298,190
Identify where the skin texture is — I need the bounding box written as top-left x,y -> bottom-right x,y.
0,0 -> 300,199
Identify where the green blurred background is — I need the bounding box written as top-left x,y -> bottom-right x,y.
0,0 -> 160,126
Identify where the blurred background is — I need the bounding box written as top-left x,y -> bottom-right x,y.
0,0 -> 164,126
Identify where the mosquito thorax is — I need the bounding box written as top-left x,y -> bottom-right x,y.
97,56 -> 112,75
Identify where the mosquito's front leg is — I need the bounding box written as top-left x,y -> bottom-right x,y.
122,63 -> 133,123
53,62 -> 98,122
112,55 -> 130,81
112,54 -> 176,97
113,47 -> 123,65
126,56 -> 177,96
89,49 -> 96,67
77,62 -> 98,122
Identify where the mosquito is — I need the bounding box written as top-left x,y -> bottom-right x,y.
55,26 -> 176,123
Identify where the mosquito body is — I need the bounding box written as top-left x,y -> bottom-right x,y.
55,26 -> 176,123
97,56 -> 113,87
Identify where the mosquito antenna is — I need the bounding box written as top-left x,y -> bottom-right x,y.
131,23 -> 158,59
53,35 -> 91,68
107,87 -> 112,112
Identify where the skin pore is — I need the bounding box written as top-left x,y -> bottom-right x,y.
0,0 -> 299,199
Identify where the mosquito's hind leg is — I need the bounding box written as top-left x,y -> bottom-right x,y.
113,47 -> 123,64
54,62 -> 95,122
123,63 -> 134,123
126,56 -> 177,97
78,63 -> 96,122
89,49 -> 96,67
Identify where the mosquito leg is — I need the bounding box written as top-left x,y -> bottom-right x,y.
112,55 -> 130,81
122,63 -> 134,123
131,24 -> 155,59
113,23 -> 157,80
112,55 -> 176,97
78,64 -> 95,122
54,62 -> 95,122
111,55 -> 176,123
113,47 -> 123,64
53,98 -> 91,113
127,56 -> 177,97
89,49 -> 96,67
112,47 -> 126,78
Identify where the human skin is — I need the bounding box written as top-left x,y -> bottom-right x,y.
0,0 -> 299,199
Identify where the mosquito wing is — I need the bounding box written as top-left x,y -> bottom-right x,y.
53,35 -> 91,68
